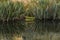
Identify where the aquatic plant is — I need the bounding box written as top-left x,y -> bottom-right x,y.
0,1 -> 25,22
27,0 -> 60,20
0,0 -> 60,22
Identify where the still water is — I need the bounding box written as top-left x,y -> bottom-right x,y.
0,21 -> 60,40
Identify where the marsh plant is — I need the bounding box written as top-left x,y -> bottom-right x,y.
24,0 -> 55,20
25,0 -> 60,20
0,0 -> 60,22
0,1 -> 25,22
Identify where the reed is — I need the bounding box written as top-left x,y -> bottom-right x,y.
0,1 -> 25,22
0,0 -> 60,22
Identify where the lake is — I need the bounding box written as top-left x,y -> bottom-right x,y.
0,21 -> 60,40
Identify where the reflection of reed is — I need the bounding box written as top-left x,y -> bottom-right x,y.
12,34 -> 23,40
0,22 -> 25,40
0,21 -> 60,40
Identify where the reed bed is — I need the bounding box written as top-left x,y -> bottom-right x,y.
0,1 -> 25,22
0,0 -> 60,22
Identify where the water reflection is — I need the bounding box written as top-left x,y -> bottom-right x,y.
0,21 -> 60,40
0,22 -> 25,40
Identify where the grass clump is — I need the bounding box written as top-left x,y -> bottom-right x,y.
0,0 -> 60,22
0,1 -> 25,22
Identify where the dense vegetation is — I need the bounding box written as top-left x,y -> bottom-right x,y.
0,0 -> 60,22
0,1 -> 25,22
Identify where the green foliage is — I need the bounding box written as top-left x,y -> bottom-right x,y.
0,1 -> 25,21
27,0 -> 60,19
25,0 -> 50,19
0,0 -> 60,21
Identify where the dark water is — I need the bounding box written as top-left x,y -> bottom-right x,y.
0,21 -> 60,40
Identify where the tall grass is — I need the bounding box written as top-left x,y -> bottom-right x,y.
24,0 -> 50,19
0,1 -> 25,22
25,0 -> 60,20
0,0 -> 60,22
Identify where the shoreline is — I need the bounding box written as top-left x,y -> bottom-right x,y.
0,18 -> 60,23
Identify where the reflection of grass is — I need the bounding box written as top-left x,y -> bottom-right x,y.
23,32 -> 60,40
12,34 -> 23,40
